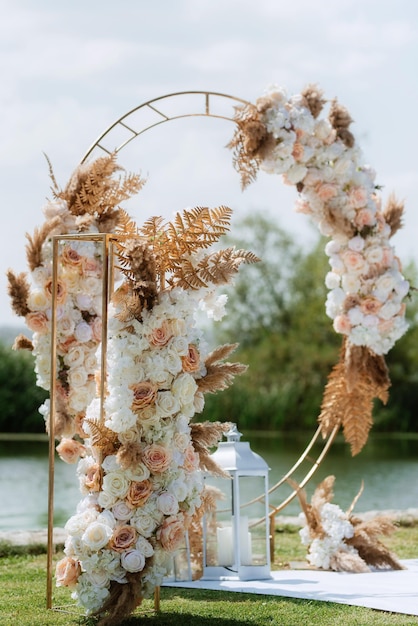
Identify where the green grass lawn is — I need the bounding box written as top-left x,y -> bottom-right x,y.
0,521 -> 417,626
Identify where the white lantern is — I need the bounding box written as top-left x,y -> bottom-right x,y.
202,424 -> 271,581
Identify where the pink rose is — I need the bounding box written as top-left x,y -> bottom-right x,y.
130,382 -> 157,413
55,556 -> 81,587
292,142 -> 304,161
333,314 -> 351,334
360,297 -> 382,316
348,186 -> 368,209
157,515 -> 185,552
142,444 -> 172,474
148,321 -> 173,348
110,524 -> 137,553
44,278 -> 67,304
91,316 -> 102,342
181,344 -> 200,373
61,246 -> 83,267
25,311 -> 49,334
316,183 -> 339,202
355,208 -> 376,229
126,479 -> 153,508
56,438 -> 85,464
182,445 -> 200,472
342,250 -> 367,273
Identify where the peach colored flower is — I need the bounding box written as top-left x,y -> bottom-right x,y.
142,444 -> 172,474
333,314 -> 351,334
126,479 -> 153,508
355,208 -> 375,229
292,142 -> 304,161
378,319 -> 394,333
55,556 -> 81,587
348,186 -> 368,209
74,413 -> 88,438
181,344 -> 200,373
148,321 -> 173,348
157,515 -> 185,552
44,278 -> 67,304
360,297 -> 382,315
130,382 -> 157,413
109,524 -> 137,553
342,250 -> 367,273
182,445 -> 200,472
82,257 -> 101,274
61,245 -> 83,267
84,463 -> 103,492
316,183 -> 339,202
294,199 -> 312,215
56,438 -> 85,464
25,311 -> 49,334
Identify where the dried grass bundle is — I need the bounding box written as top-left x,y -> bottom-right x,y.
94,573 -> 145,626
301,84 -> 326,119
12,334 -> 33,351
116,442 -> 143,470
197,344 -> 248,395
329,99 -> 355,148
347,515 -> 404,571
383,193 -> 404,237
191,421 -> 232,477
6,270 -> 30,317
114,238 -> 158,319
25,216 -> 61,271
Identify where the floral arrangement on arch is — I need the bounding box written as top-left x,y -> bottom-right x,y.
294,475 -> 403,572
7,155 -> 258,624
228,84 -> 410,454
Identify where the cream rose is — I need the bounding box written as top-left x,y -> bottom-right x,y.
102,471 -> 131,500
25,311 -> 49,334
157,492 -> 179,516
74,321 -> 93,343
82,521 -> 113,551
155,391 -> 180,417
172,373 -> 198,406
27,289 -> 50,311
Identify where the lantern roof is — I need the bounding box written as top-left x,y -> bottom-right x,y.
210,424 -> 269,473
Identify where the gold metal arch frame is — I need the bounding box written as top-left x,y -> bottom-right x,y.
79,89 -> 340,525
46,90 -> 341,612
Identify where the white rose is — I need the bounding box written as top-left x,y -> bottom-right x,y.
170,336 -> 189,357
348,236 -> 365,252
325,272 -> 340,289
169,478 -> 189,503
85,569 -> 110,588
82,521 -> 113,551
121,549 -> 146,573
68,382 -> 95,412
157,492 -> 179,516
286,163 -> 308,184
125,463 -> 150,482
75,321 -> 93,343
341,274 -> 361,294
136,535 -> 154,558
112,501 -> 134,522
379,300 -> 401,320
131,513 -> 159,538
97,491 -> 118,509
97,510 -> 116,529
365,245 -> 383,264
64,346 -> 85,368
101,455 -> 120,473
82,276 -> 103,296
102,471 -> 131,500
172,373 -> 198,406
65,509 -> 98,537
347,307 -> 364,325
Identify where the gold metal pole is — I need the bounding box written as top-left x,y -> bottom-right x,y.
46,237 -> 59,609
154,586 -> 160,612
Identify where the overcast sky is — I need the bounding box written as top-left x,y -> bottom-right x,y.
2,0 -> 418,327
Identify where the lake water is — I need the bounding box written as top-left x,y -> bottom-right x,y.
1,432 -> 418,531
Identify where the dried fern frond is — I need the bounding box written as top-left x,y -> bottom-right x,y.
62,153 -> 145,219
196,247 -> 260,287
13,334 -> 34,351
6,270 -> 31,317
383,193 -> 404,237
113,209 -> 139,240
166,206 -> 233,259
84,418 -> 119,455
25,216 -> 61,271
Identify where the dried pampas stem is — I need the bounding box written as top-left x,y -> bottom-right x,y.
6,270 -> 31,317
12,334 -> 33,351
383,193 -> 404,237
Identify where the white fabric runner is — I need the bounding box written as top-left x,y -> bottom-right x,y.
164,559 -> 418,615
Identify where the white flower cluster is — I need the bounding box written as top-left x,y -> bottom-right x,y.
256,85 -> 409,355
59,287 -> 211,613
299,502 -> 356,570
27,202 -> 104,435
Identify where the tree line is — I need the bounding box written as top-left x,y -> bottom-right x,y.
1,213 -> 417,434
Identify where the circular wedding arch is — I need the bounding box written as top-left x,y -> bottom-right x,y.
80,90 -> 340,518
